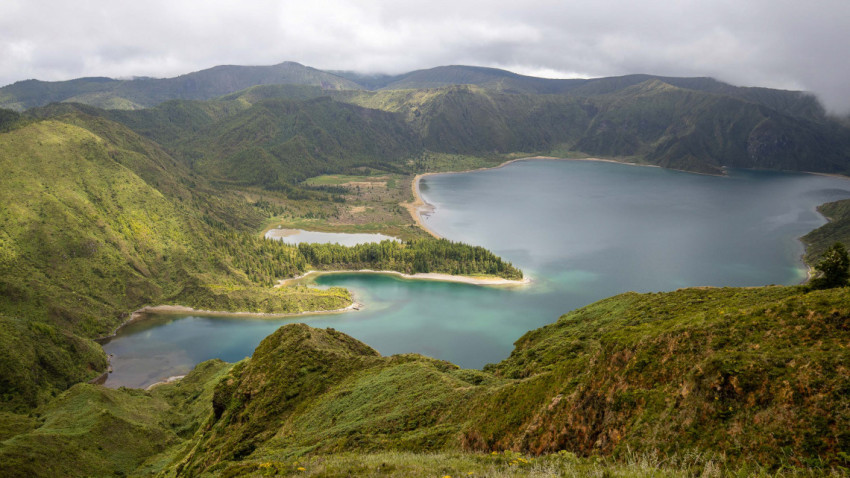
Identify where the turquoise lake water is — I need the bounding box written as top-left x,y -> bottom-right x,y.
103,160 -> 850,388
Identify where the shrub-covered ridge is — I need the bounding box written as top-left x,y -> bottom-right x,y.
146,287 -> 850,475
2,285 -> 847,476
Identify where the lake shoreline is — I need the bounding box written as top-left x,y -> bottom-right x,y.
128,301 -> 363,321
96,298 -> 363,347
405,156 -> 671,237
277,269 -> 531,287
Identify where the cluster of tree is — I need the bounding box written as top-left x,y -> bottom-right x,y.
210,233 -> 524,285
209,231 -> 307,285
297,239 -> 523,279
811,242 -> 850,289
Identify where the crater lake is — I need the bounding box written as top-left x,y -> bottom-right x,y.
103,159 -> 850,388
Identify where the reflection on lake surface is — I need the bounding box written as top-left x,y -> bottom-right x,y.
104,160 -> 850,388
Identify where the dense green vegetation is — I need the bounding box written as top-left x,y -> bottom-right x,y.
0,110 -> 520,420
2,61 -> 850,476
6,62 -> 849,177
0,62 -> 360,111
811,242 -> 850,288
111,78 -> 850,178
803,198 -> 850,263
297,239 -> 522,278
2,285 -> 846,476
0,359 -> 232,477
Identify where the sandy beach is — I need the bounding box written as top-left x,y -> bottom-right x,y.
277,269 -> 531,287
402,174 -> 441,239
128,301 -> 362,322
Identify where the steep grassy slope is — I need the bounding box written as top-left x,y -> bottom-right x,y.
177,97 -> 421,186
142,286 -> 847,476
0,359 -> 231,478
1,285 -> 845,476
213,81 -> 850,177
0,109 -> 523,421
0,119 -> 205,336
472,287 -> 849,464
803,198 -> 850,264
0,315 -> 106,411
0,114 -> 354,412
0,62 -> 360,111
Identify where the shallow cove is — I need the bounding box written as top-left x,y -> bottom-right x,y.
103,160 -> 850,388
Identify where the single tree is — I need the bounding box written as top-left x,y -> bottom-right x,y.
812,242 -> 850,289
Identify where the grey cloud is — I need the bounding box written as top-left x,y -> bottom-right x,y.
1,0 -> 848,112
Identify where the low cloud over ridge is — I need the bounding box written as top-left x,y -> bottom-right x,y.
1,0 -> 848,112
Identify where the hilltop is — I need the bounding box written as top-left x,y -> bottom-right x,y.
1,285 -> 846,476
0,62 -> 360,110
7,63 -> 841,178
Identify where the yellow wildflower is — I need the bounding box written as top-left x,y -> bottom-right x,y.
298,467 -> 306,472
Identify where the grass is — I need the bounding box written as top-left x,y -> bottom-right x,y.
3,77 -> 850,476
301,173 -> 389,186
2,285 -> 848,476
0,112 -> 521,421
158,286 -> 848,475
0,359 -> 231,477
803,198 -> 850,265
191,450 -> 848,477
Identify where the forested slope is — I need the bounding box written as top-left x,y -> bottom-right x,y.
0,62 -> 359,111
5,62 -> 848,178
0,109 -> 520,415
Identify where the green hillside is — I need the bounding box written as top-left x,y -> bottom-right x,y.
2,62 -> 850,476
0,62 -> 360,111
174,97 -> 422,186
218,81 -> 850,177
177,286 -> 850,474
803,198 -> 850,263
0,114 -> 342,410
2,285 -> 846,476
0,110 -> 520,415
6,62 -> 847,178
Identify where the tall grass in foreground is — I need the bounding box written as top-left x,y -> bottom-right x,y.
214,450 -> 849,477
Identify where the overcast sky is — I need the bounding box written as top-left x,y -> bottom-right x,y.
2,0 -> 849,112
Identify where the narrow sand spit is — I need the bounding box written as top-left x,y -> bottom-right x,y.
277,269 -> 530,287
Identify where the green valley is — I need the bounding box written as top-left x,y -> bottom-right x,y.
1,61 -> 849,477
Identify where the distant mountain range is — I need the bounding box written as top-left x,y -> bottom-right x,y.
0,61 -> 827,116
0,62 -> 362,110
2,61 -> 849,176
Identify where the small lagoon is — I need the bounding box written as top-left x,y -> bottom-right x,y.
104,160 -> 850,388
